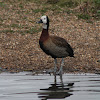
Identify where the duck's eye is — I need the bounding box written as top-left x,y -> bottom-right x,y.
44,18 -> 46,20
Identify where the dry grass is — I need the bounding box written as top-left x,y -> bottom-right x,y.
0,0 -> 100,73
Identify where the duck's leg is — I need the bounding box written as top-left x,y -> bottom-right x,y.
54,58 -> 57,83
58,58 -> 64,84
58,58 -> 64,74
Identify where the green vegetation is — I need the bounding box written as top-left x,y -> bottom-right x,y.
46,0 -> 100,20
0,27 -> 41,35
33,8 -> 47,14
77,14 -> 91,20
91,0 -> 100,19
25,27 -> 41,34
0,2 -> 6,7
0,17 -> 3,21
0,29 -> 15,34
0,0 -> 99,35
57,0 -> 78,8
10,24 -> 22,28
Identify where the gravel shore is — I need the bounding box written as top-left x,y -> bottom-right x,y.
0,1 -> 100,73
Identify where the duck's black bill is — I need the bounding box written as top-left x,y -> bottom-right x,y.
37,19 -> 43,24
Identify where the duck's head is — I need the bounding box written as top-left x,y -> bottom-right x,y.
38,15 -> 49,30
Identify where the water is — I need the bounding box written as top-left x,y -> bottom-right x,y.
0,72 -> 100,100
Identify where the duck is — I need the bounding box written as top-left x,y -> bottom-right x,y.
38,15 -> 74,82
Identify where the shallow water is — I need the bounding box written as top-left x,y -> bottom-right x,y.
0,72 -> 100,100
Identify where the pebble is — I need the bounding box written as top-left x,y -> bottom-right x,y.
97,60 -> 100,62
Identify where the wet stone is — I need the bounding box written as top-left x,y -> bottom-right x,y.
97,60 -> 100,62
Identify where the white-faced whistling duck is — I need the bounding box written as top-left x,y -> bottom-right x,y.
38,15 -> 74,82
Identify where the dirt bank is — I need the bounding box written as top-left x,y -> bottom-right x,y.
0,0 -> 100,73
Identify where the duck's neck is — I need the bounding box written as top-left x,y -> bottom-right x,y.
43,24 -> 47,30
40,28 -> 49,42
43,23 -> 49,30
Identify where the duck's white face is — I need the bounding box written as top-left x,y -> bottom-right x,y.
40,15 -> 47,24
38,15 -> 49,29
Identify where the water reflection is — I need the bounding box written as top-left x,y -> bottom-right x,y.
38,82 -> 74,99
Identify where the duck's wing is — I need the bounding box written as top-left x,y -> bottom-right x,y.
50,36 -> 74,57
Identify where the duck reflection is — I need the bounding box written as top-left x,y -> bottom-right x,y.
38,81 -> 74,99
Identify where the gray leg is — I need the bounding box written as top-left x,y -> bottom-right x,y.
58,58 -> 64,75
54,58 -> 57,83
59,58 -> 64,84
54,58 -> 57,74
